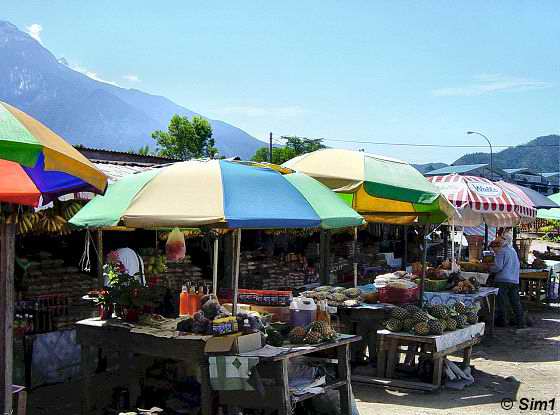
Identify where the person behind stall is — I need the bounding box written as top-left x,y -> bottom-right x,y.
488,231 -> 525,328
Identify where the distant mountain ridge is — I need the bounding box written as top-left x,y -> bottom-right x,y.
453,135 -> 560,173
0,20 -> 265,159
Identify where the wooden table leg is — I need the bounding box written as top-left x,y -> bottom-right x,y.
376,337 -> 387,378
367,320 -> 380,365
432,357 -> 443,388
463,346 -> 472,370
337,343 -> 352,415
488,294 -> 496,336
279,359 -> 291,415
80,345 -> 95,415
199,358 -> 213,415
17,389 -> 27,415
385,339 -> 398,379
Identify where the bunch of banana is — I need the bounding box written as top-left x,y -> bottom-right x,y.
39,211 -> 68,234
62,201 -> 83,220
16,211 -> 38,235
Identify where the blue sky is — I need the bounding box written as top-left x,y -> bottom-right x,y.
3,1 -> 559,163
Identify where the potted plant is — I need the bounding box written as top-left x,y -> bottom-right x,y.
104,265 -> 146,323
95,289 -> 114,320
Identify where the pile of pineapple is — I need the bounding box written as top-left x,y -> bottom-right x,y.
287,320 -> 338,345
383,302 -> 480,336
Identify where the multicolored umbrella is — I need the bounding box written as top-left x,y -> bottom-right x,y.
0,101 -> 108,206
69,159 -> 364,230
428,174 -> 536,226
282,149 -> 454,224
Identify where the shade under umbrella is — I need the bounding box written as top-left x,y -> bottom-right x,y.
0,101 -> 108,206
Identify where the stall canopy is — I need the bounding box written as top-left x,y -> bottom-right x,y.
69,159 -> 365,230
0,101 -> 108,206
282,149 -> 454,224
428,174 -> 536,226
538,192 -> 560,221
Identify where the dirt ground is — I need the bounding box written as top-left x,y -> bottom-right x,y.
354,307 -> 560,415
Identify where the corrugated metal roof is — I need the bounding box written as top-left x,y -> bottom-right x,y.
92,162 -> 152,182
504,168 -> 529,174
425,164 -> 488,175
541,172 -> 560,177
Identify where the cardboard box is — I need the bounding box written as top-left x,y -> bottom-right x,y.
204,332 -> 263,354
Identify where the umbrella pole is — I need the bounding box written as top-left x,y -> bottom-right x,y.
353,227 -> 358,287
451,218 -> 455,271
232,229 -> 242,316
96,230 -> 104,288
0,223 -> 15,415
419,224 -> 429,309
212,237 -> 219,294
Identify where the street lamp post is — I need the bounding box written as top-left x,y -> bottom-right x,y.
467,131 -> 493,250
467,131 -> 493,180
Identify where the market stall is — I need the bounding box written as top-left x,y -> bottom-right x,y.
0,101 -> 108,415
69,159 -> 364,414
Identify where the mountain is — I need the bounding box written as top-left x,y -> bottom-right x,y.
412,162 -> 447,174
0,21 -> 266,159
453,135 -> 560,172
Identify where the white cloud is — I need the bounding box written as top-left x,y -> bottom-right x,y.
123,74 -> 140,83
432,74 -> 552,97
26,23 -> 43,43
219,105 -> 307,118
69,63 -> 119,86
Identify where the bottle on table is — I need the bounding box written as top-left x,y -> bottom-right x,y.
179,284 -> 189,317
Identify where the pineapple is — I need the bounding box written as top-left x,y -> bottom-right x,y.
453,315 -> 468,329
385,318 -> 403,332
466,312 -> 478,324
288,327 -> 307,344
307,320 -> 330,336
414,322 -> 430,336
404,304 -> 421,314
454,301 -> 467,315
429,304 -> 448,319
412,310 -> 430,323
444,318 -> 457,331
304,331 -> 322,344
428,319 -> 445,335
402,318 -> 416,332
391,306 -> 410,321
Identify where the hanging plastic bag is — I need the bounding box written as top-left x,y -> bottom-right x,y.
166,227 -> 186,261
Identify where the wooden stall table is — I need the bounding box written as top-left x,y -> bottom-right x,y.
76,318 -> 213,415
337,303 -> 394,368
210,334 -> 361,415
520,270 -> 551,305
355,323 -> 485,392
423,287 -> 498,335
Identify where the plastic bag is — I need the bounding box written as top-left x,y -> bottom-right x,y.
166,227 -> 186,261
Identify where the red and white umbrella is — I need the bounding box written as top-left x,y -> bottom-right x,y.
427,174 -> 535,226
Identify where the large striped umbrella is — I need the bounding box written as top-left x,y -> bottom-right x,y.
69,159 -> 364,230
428,174 -> 535,226
0,101 -> 108,206
283,149 -> 454,224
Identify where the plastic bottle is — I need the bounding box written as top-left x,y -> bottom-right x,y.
179,284 -> 189,316
188,281 -> 198,315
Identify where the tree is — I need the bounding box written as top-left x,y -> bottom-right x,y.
152,114 -> 218,160
251,136 -> 325,164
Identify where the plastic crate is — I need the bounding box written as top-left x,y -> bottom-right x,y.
378,286 -> 419,304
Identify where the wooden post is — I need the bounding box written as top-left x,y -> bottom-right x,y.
0,223 -> 15,415
403,225 -> 408,269
232,229 -> 241,315
96,230 -> 104,287
353,227 -> 358,287
319,230 -> 331,284
212,237 -> 219,294
419,224 -> 430,308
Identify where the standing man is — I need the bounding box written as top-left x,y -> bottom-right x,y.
490,231 -> 525,328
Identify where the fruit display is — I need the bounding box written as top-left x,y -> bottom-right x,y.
383,301 -> 481,336
286,320 -> 337,345
0,201 -> 82,236
302,285 -> 363,307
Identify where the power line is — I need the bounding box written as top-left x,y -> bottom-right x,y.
271,134 -> 560,149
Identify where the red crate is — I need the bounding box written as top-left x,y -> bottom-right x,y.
378,286 -> 419,305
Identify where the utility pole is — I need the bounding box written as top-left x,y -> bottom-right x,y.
269,132 -> 273,163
